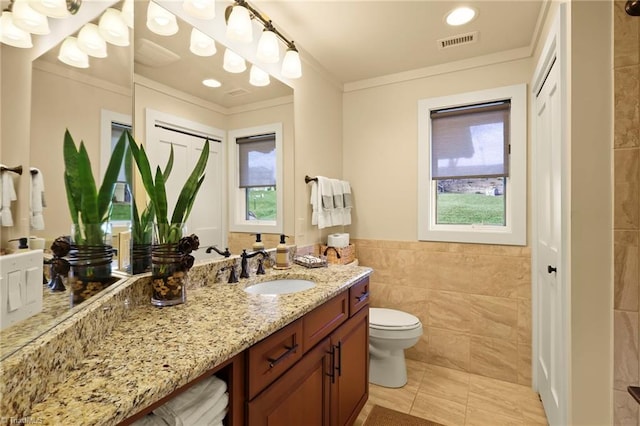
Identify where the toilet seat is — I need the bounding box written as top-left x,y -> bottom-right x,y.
370,308 -> 421,331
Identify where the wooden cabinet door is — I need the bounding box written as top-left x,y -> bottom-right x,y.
331,307 -> 369,426
247,338 -> 332,426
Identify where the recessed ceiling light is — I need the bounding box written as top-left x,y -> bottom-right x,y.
202,78 -> 221,88
445,7 -> 477,26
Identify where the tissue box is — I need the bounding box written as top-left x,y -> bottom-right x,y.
320,243 -> 356,265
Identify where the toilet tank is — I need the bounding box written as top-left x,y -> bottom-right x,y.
0,250 -> 44,330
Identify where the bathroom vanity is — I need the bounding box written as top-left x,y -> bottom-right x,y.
4,260 -> 371,426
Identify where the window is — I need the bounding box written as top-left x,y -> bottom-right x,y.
100,110 -> 132,225
228,123 -> 283,233
418,84 -> 526,245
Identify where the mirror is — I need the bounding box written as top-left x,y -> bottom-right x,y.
2,0 -> 294,360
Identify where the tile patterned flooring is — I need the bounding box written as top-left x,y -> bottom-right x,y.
355,359 -> 549,426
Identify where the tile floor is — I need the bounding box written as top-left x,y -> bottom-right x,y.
355,359 -> 549,426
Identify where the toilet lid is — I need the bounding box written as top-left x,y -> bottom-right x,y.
370,308 -> 421,330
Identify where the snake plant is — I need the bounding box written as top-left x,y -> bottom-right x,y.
126,132 -> 209,245
63,129 -> 126,246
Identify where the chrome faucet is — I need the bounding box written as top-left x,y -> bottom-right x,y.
240,249 -> 269,278
206,246 -> 231,257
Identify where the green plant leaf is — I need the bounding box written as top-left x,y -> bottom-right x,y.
63,130 -> 81,225
97,130 -> 126,222
127,135 -> 157,211
77,142 -> 99,226
183,175 -> 206,223
170,140 -> 209,224
162,144 -> 174,180
154,166 -> 168,229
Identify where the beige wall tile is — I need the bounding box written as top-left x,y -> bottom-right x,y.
615,148 -> 640,229
518,344 -> 533,386
411,391 -> 467,426
468,294 -> 518,340
615,66 -> 640,149
518,299 -> 532,345
614,310 -> 639,390
427,290 -> 471,333
426,327 -> 470,372
615,231 -> 640,311
614,0 -> 640,67
614,389 -> 639,426
469,336 -> 518,383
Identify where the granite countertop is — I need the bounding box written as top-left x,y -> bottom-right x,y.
26,264 -> 372,425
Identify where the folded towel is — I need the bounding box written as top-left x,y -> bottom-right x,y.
131,413 -> 170,426
0,166 -> 16,227
30,167 -> 45,230
153,376 -> 228,426
330,179 -> 344,226
342,180 -> 352,225
311,176 -> 334,229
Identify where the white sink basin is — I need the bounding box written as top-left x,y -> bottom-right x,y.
244,279 -> 315,295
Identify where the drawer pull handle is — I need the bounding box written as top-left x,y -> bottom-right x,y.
355,291 -> 369,303
268,344 -> 299,368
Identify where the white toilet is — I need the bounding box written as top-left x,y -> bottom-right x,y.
369,307 -> 423,388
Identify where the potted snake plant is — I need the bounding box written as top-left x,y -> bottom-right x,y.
126,132 -> 209,306
63,128 -> 126,305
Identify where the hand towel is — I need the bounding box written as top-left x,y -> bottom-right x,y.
342,180 -> 352,225
153,376 -> 228,426
131,413 -> 170,426
330,179 -> 344,226
311,176 -> 334,229
30,168 -> 45,230
0,166 -> 17,227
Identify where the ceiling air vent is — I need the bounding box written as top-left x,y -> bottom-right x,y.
226,88 -> 250,97
437,31 -> 478,49
135,38 -> 181,67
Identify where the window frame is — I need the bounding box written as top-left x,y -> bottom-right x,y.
417,84 -> 527,246
228,122 -> 283,234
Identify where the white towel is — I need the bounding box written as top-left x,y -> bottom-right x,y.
0,166 -> 17,227
311,176 -> 334,229
342,180 -> 352,225
131,413 -> 170,426
330,179 -> 344,226
30,168 -> 45,230
153,376 -> 228,426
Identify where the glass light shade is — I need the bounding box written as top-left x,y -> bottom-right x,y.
99,8 -> 130,46
256,29 -> 279,64
225,5 -> 252,43
121,0 -> 134,28
223,48 -> 246,73
281,46 -> 302,79
147,1 -> 179,36
0,12 -> 33,48
29,0 -> 70,18
58,36 -> 89,68
190,28 -> 216,56
249,65 -> 270,87
183,0 -> 216,20
12,0 -> 50,35
77,23 -> 107,58
445,7 -> 476,26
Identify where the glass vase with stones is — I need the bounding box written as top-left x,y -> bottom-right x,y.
151,223 -> 189,307
68,223 -> 115,306
132,220 -> 153,275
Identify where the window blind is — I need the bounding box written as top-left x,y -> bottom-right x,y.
430,101 -> 510,180
237,133 -> 276,188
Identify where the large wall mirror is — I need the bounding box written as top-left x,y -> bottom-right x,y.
1,0 -> 294,360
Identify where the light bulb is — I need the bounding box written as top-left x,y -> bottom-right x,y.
147,1 -> 179,36
99,8 -> 130,46
77,23 -> 107,58
58,36 -> 89,68
183,0 -> 216,20
223,48 -> 246,73
0,11 -> 33,48
29,0 -> 69,19
281,46 -> 302,79
256,29 -> 279,64
249,65 -> 270,87
190,28 -> 217,56
226,4 -> 252,43
12,0 -> 50,35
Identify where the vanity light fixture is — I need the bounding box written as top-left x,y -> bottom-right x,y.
445,6 -> 477,26
225,0 -> 302,78
29,0 -> 82,19
190,27 -> 217,56
147,1 -> 179,36
58,36 -> 89,68
0,11 -> 33,48
98,8 -> 129,46
223,47 -> 246,73
183,0 -> 216,20
249,64 -> 270,86
77,23 -> 107,58
12,0 -> 50,35
202,78 -> 222,88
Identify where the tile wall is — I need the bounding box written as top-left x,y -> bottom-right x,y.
354,238 -> 532,385
613,1 -> 640,424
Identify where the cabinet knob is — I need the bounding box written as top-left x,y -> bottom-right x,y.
547,265 -> 557,274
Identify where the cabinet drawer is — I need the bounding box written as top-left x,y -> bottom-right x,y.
303,292 -> 348,353
247,318 -> 304,400
349,277 -> 370,316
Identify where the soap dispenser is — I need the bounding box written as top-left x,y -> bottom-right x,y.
252,233 -> 264,251
275,234 -> 290,269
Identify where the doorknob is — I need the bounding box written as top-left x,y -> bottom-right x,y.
547,265 -> 557,274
